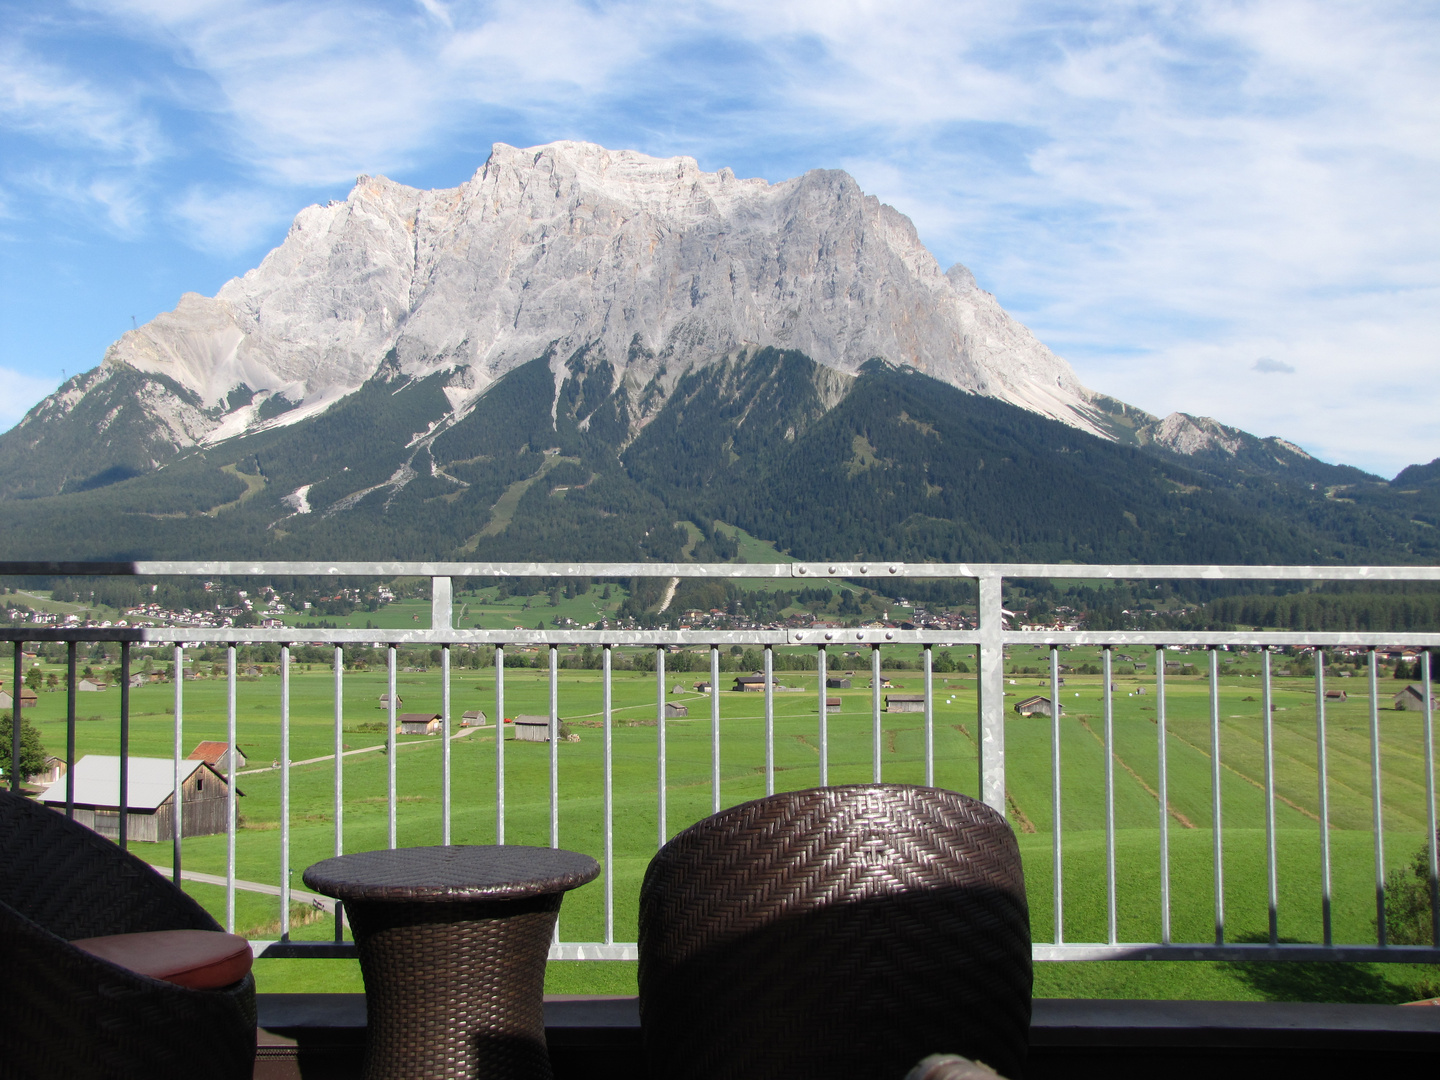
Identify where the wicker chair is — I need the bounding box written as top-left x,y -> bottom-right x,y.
0,790 -> 256,1080
638,784 -> 1032,1080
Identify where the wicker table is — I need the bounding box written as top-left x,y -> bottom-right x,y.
303,845 -> 599,1080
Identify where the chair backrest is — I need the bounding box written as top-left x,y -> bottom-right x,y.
0,790 -> 215,940
638,785 -> 1031,1080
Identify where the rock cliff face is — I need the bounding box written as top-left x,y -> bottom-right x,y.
101,140 -> 1101,444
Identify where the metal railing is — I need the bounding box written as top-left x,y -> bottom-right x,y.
4,560 -> 1439,964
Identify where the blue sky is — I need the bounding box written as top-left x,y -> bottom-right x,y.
2,0 -> 1436,476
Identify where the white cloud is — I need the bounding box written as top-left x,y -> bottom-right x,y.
0,366 -> 60,434
173,186 -> 288,255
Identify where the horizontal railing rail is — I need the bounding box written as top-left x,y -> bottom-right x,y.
4,561 -> 1438,964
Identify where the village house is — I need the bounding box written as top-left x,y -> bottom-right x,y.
397,713 -> 443,735
1013,696 -> 1063,717
38,755 -> 239,842
885,694 -> 925,713
187,740 -> 248,773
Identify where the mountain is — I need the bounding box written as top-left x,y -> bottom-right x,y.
0,141 -> 1100,501
1,140 -> 1434,568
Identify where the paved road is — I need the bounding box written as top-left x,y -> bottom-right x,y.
144,863 -> 337,913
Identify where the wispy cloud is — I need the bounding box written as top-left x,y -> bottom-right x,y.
0,366 -> 62,430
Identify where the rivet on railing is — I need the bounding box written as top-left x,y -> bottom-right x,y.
825,632 -> 835,641
885,631 -> 895,640
860,564 -> 869,573
888,565 -> 898,573
794,633 -> 805,641
797,566 -> 808,574
829,565 -> 837,574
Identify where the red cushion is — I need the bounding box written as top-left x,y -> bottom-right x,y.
69,929 -> 253,989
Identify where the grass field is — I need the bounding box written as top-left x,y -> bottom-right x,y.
16,645 -> 1439,1003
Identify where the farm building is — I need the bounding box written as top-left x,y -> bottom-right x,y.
1394,685 -> 1438,711
872,678 -> 896,690
664,702 -> 688,718
693,682 -> 712,693
28,755 -> 66,786
378,693 -> 403,709
732,675 -> 776,692
513,716 -> 550,742
1013,696 -> 1063,717
461,710 -> 487,727
77,678 -> 107,692
1324,689 -> 1348,702
37,755 -> 239,842
0,687 -> 38,709
187,741 -> 248,773
826,677 -> 852,689
885,694 -> 925,713
823,696 -> 841,715
397,713 -> 442,735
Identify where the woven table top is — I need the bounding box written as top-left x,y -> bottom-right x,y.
302,845 -> 600,903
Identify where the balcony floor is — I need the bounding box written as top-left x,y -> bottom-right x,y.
254,993 -> 1440,1079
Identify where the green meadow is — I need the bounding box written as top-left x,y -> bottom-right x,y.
17,643 -> 1439,1003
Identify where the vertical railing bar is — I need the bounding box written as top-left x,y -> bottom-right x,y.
1369,648 -> 1386,946
172,644 -> 183,884
442,644 -> 453,847
119,642 -> 130,850
333,646 -> 343,859
387,645 -> 397,850
1050,644 -> 1063,946
602,645 -> 614,946
656,645 -> 667,848
1316,646 -> 1333,946
1156,645 -> 1171,946
8,641 -> 20,794
923,645 -> 934,788
1262,647 -> 1278,946
817,645 -> 829,787
1422,650 -> 1439,948
1103,645 -> 1116,946
763,645 -> 774,796
549,644 -> 559,850
872,645 -> 883,784
977,575 -> 1005,812
226,645 -> 236,934
495,644 -> 505,846
711,645 -> 722,813
65,641 -> 76,818
280,643 -> 291,940
1210,646 -> 1224,946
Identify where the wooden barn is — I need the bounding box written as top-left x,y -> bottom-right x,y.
885,694 -> 925,713
0,686 -> 38,709
187,740 -> 247,773
664,702 -> 689,718
513,716 -> 550,742
823,696 -> 841,715
732,675 -> 773,692
826,677 -> 852,689
38,755 -> 239,842
1394,685 -> 1438,711
1324,689 -> 1348,702
1013,696 -> 1063,717
461,710 -> 487,727
397,713 -> 442,735
378,692 -> 403,709
693,682 -> 712,693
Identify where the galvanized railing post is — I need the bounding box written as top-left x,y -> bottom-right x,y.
65,641 -> 76,818
1368,648 -> 1386,945
1156,644 -> 1171,944
226,645 -> 237,934
1262,647 -> 1278,945
1050,644 -> 1063,945
1103,645 -> 1116,945
387,645 -> 398,849
172,644 -> 184,883
280,643 -> 291,940
1424,650 -> 1439,947
494,644 -> 505,845
657,645 -> 667,847
1209,645 -> 1224,945
8,640 -> 19,793
333,645 -> 343,858
711,645 -> 722,813
977,574 -> 1005,812
762,644 -> 774,796
119,642 -> 130,849
549,644 -> 559,849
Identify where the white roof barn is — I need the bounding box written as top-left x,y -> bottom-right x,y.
37,755 -> 238,842
39,755 -> 205,811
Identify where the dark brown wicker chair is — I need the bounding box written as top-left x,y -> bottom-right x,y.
0,790 -> 256,1080
638,784 -> 1032,1080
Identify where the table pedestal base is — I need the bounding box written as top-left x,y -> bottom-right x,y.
347,894 -> 563,1080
